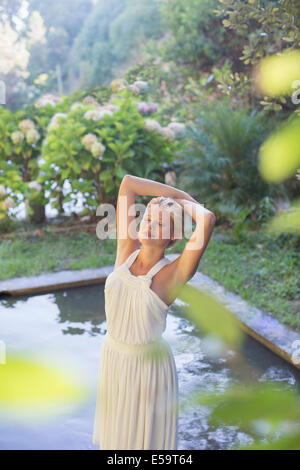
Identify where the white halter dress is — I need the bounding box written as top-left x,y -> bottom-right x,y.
92,248 -> 179,450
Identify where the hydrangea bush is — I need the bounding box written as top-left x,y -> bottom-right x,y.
0,95 -> 70,221
0,107 -> 22,220
38,80 -> 186,214
0,80 -> 187,221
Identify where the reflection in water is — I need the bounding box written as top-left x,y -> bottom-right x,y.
1,285 -> 106,336
0,284 -> 300,450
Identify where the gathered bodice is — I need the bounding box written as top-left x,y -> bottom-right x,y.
104,248 -> 171,345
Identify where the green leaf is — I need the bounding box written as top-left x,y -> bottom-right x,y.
265,198 -> 300,234
115,122 -> 124,131
72,160 -> 81,174
222,19 -> 231,27
104,178 -> 115,193
115,166 -> 127,179
178,284 -> 243,347
240,431 -> 300,450
61,169 -> 70,179
107,142 -> 119,153
0,353 -> 87,410
209,382 -> 300,427
99,169 -> 112,181
259,117 -> 300,182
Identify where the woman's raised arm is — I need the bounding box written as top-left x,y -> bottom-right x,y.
168,198 -> 216,285
123,174 -> 199,204
114,175 -> 200,267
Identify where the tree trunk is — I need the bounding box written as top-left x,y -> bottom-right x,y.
25,199 -> 45,223
30,202 -> 45,223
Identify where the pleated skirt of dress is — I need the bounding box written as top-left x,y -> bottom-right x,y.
92,332 -> 179,450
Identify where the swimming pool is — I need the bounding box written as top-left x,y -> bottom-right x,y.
1,283 -> 299,450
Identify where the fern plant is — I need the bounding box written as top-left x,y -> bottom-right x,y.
178,103 -> 287,221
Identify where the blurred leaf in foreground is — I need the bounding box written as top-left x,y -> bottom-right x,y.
255,50 -> 300,97
177,283 -> 244,348
208,382 -> 300,428
265,198 -> 300,234
182,381 -> 300,449
0,354 -> 88,417
238,431 -> 300,450
184,382 -> 300,426
259,116 -> 300,183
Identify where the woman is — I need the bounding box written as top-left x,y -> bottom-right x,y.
93,174 -> 216,450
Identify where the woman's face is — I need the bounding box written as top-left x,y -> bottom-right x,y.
138,205 -> 173,247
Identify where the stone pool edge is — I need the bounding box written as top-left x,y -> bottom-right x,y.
0,252 -> 299,371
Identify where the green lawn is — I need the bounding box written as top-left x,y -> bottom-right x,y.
197,227 -> 300,334
0,225 -> 299,333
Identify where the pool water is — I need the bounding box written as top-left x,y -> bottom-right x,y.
0,284 -> 299,450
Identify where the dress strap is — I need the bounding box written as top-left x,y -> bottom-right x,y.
145,257 -> 169,279
124,248 -> 140,268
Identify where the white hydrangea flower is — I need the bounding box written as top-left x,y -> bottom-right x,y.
38,156 -> 45,167
83,109 -> 102,121
82,95 -> 99,106
167,122 -> 186,138
128,84 -> 140,96
35,93 -> 63,108
91,141 -> 105,158
28,181 -> 42,192
81,133 -> 98,151
161,127 -> 175,141
70,102 -> 85,111
0,184 -> 6,198
18,119 -> 35,133
110,79 -> 128,93
37,98 -> 56,107
26,128 -> 40,145
145,119 -> 162,133
11,130 -> 25,145
96,106 -> 114,117
100,109 -> 113,117
133,80 -> 148,92
47,113 -> 67,130
105,103 -> 120,112
84,109 -> 112,120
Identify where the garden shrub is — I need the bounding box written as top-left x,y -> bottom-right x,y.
177,102 -> 287,221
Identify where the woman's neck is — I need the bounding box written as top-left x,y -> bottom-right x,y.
136,245 -> 165,269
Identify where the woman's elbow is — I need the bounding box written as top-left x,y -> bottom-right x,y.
206,211 -> 216,227
122,174 -> 132,183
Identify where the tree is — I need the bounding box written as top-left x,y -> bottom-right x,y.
158,0 -> 245,69
72,0 -> 164,88
214,0 -> 300,111
216,0 -> 300,66
0,3 -> 47,109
